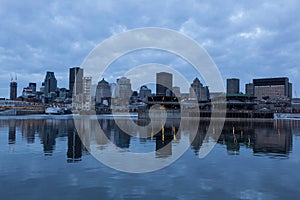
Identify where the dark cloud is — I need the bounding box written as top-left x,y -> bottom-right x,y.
0,0 -> 299,97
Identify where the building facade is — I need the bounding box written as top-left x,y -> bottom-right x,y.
245,83 -> 254,96
139,85 -> 152,102
190,78 -> 209,102
227,78 -> 240,94
82,77 -> 92,110
95,78 -> 111,105
10,81 -> 17,100
253,77 -> 292,100
69,67 -> 83,98
156,72 -> 172,96
114,77 -> 132,106
44,71 -> 57,98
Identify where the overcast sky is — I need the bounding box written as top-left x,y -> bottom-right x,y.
1,0 -> 299,97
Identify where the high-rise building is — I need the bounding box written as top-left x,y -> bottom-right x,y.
253,77 -> 292,100
44,71 -> 57,98
190,78 -> 209,102
96,78 -> 111,104
114,77 -> 132,106
69,67 -> 83,98
156,72 -> 172,96
227,78 -> 240,94
82,77 -> 92,110
139,85 -> 152,102
10,81 -> 17,100
245,83 -> 254,96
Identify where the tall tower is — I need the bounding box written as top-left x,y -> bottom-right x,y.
69,67 -> 83,98
156,72 -> 173,96
44,71 -> 57,98
10,80 -> 17,100
227,78 -> 240,94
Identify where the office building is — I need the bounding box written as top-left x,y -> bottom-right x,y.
253,77 -> 292,100
156,72 -> 172,96
28,83 -> 36,93
139,85 -> 152,102
190,78 -> 209,102
10,81 -> 17,100
44,71 -> 57,98
96,78 -> 111,105
245,83 -> 254,96
115,77 -> 132,99
69,67 -> 83,98
82,77 -> 92,110
227,78 -> 240,94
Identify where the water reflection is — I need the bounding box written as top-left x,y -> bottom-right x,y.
0,117 -> 299,161
217,121 -> 293,157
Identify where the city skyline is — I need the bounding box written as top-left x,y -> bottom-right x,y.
3,67 -> 298,99
0,1 -> 299,98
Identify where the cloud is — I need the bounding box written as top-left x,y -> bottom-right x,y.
0,0 -> 299,97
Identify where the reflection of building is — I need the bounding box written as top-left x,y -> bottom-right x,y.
156,72 -> 172,96
67,130 -> 82,162
96,78 -> 111,105
69,67 -> 83,97
253,77 -> 292,100
189,78 -> 209,101
10,81 -> 17,100
44,71 -> 57,98
254,123 -> 292,154
227,78 -> 240,94
8,120 -> 16,144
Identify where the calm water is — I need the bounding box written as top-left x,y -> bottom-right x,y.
0,115 -> 300,200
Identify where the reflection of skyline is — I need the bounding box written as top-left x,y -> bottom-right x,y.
218,121 -> 293,157
1,118 -> 299,161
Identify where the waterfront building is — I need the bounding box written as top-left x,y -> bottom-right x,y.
245,83 -> 254,96
253,77 -> 292,100
69,67 -> 83,98
44,71 -> 57,98
10,81 -> 17,100
172,86 -> 181,98
29,83 -> 36,93
189,78 -> 210,102
82,77 -> 92,110
156,72 -> 172,97
114,77 -> 132,106
95,78 -> 111,105
227,78 -> 240,94
139,85 -> 152,102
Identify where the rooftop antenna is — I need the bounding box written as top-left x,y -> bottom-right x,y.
15,73 -> 17,82
10,73 -> 13,82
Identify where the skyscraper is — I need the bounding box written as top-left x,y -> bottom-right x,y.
227,78 -> 240,94
190,78 -> 209,102
69,67 -> 83,98
82,77 -> 92,110
44,71 -> 57,98
156,72 -> 172,96
114,77 -> 132,106
10,81 -> 17,100
95,78 -> 111,104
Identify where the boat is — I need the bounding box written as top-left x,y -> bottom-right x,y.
45,107 -> 64,115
